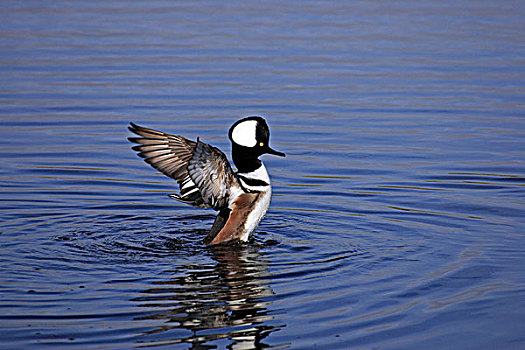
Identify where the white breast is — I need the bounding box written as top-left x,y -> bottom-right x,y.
240,188 -> 271,241
230,163 -> 272,241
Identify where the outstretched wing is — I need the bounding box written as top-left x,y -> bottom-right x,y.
128,122 -> 234,210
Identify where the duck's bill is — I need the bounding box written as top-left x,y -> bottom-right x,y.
267,146 -> 286,157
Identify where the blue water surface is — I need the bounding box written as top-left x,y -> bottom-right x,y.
1,1 -> 524,349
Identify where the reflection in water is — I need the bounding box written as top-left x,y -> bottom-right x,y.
133,244 -> 284,349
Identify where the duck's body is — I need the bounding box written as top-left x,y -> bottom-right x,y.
128,116 -> 284,245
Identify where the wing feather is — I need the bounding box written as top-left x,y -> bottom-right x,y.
187,139 -> 235,210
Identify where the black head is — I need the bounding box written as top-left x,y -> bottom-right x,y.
228,116 -> 285,172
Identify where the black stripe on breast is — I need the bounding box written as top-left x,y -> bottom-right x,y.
237,174 -> 269,187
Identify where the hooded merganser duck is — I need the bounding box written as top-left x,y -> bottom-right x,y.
128,116 -> 285,245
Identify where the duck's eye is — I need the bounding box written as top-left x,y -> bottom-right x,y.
259,142 -> 264,147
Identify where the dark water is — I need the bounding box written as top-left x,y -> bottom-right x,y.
1,1 -> 524,349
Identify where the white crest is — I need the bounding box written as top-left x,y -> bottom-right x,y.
231,119 -> 258,147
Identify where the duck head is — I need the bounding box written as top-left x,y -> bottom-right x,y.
229,116 -> 285,172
